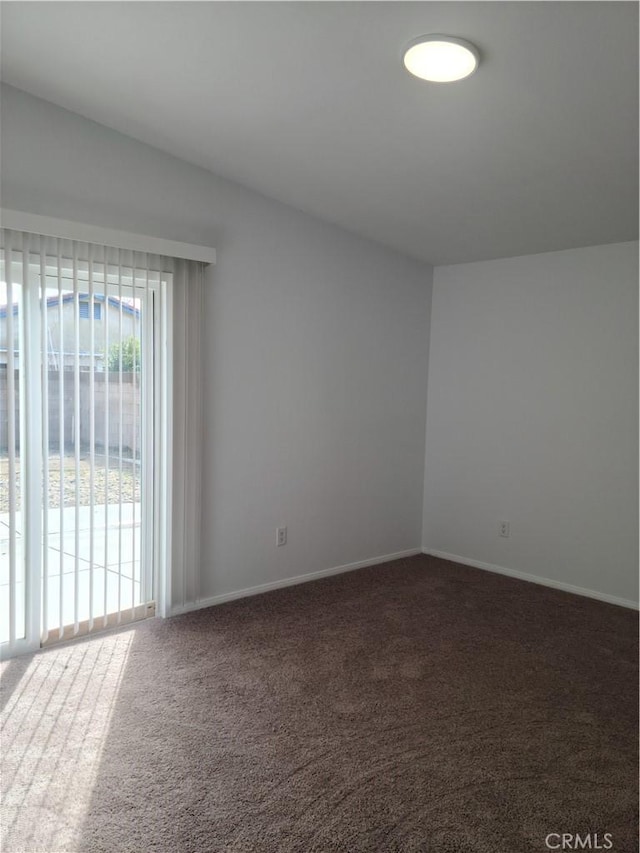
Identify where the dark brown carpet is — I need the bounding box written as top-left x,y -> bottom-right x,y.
1,554 -> 638,853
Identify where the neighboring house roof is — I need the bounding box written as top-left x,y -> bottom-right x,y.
0,294 -> 140,319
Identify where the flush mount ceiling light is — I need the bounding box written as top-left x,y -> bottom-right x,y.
403,35 -> 480,82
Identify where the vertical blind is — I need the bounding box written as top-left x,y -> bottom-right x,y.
1,228 -> 206,656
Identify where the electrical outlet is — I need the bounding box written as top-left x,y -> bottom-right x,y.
276,526 -> 287,547
499,521 -> 510,538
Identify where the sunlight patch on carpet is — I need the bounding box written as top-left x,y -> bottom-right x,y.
1,630 -> 134,852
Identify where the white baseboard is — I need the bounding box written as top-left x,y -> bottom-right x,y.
170,548 -> 422,617
423,548 -> 639,610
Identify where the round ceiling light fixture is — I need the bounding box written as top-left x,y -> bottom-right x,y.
403,35 -> 480,82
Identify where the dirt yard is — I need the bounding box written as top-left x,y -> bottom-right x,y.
0,454 -> 141,512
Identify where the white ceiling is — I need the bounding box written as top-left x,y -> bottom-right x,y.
1,2 -> 637,265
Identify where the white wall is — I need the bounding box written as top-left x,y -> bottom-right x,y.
1,85 -> 433,607
5,84 -> 636,613
423,242 -> 639,606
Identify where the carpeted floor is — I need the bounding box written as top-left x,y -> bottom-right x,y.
1,554 -> 638,853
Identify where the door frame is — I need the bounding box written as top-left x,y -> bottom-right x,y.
0,253 -> 174,659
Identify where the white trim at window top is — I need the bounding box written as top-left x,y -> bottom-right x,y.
1,208 -> 217,265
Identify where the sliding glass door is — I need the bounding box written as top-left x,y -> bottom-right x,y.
1,235 -> 162,656
38,278 -> 153,642
0,276 -> 24,644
